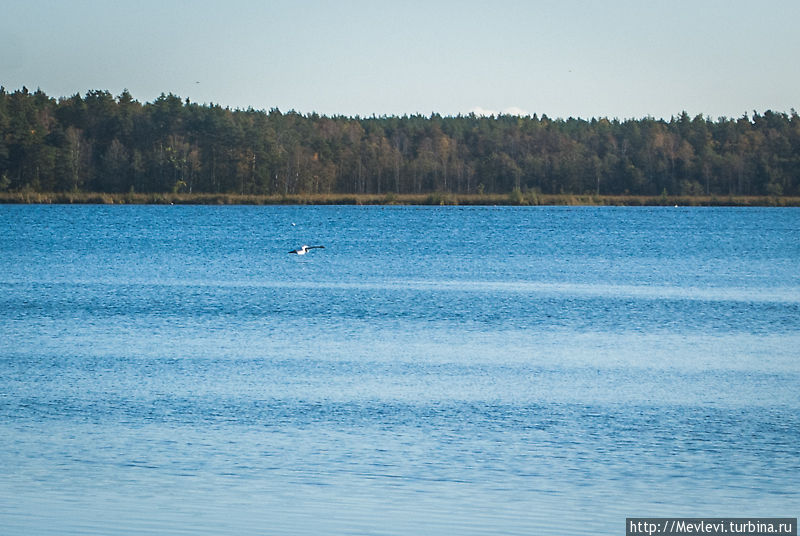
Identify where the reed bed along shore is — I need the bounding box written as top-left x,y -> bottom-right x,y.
1,191 -> 799,207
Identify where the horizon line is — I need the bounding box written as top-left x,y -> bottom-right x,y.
3,85 -> 797,124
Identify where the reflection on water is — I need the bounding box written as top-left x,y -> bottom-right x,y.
1,205 -> 798,535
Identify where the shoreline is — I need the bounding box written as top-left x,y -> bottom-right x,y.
1,191 -> 799,207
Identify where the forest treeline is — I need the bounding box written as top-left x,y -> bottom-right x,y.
1,86 -> 799,198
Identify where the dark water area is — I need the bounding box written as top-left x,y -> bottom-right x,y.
1,205 -> 798,535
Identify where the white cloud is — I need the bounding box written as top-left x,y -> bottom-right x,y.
469,106 -> 497,117
469,106 -> 530,117
502,106 -> 530,117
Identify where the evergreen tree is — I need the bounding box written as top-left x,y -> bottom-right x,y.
0,87 -> 797,197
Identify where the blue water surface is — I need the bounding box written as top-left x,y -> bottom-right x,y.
1,205 -> 798,535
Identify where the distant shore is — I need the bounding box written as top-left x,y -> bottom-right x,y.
1,191 -> 798,207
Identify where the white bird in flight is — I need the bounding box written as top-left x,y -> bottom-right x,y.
289,245 -> 325,255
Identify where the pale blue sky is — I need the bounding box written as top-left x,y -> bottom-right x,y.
2,0 -> 797,119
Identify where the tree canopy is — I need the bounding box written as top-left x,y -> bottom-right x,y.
1,87 -> 798,197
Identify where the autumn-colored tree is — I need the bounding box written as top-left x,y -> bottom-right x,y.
1,88 -> 798,197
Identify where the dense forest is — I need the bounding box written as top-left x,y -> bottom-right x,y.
1,86 -> 799,198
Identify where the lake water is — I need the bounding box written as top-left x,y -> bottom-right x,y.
1,205 -> 798,535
